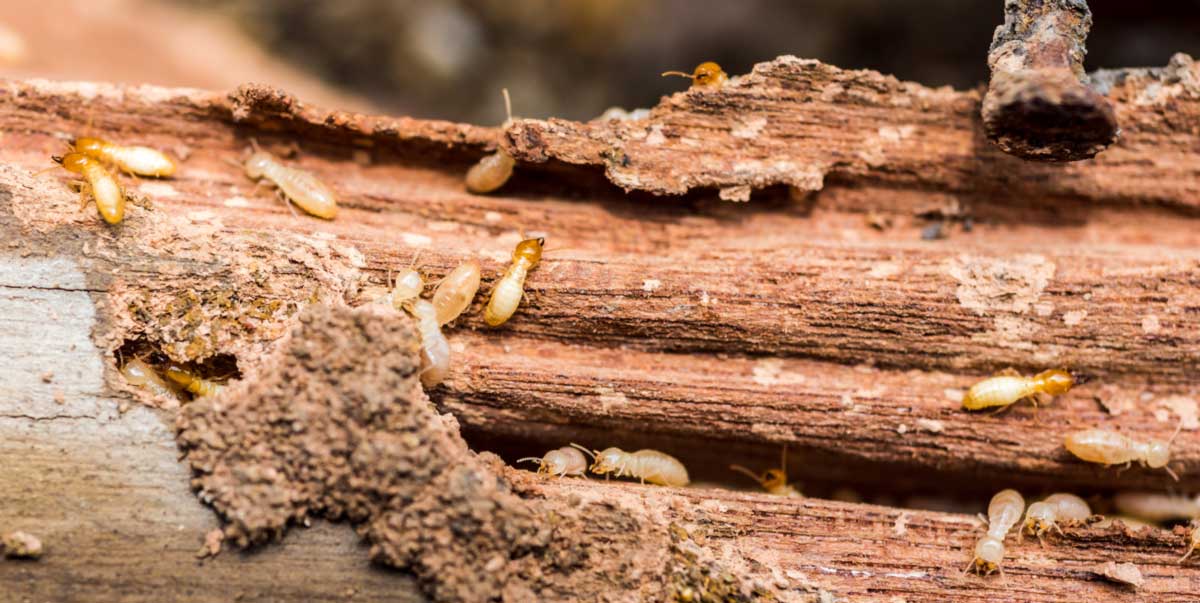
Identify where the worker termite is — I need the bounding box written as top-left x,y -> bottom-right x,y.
389,266 -> 426,311
1020,493 -> 1091,544
1064,423 -> 1181,481
661,61 -> 728,89
236,143 -> 337,219
1181,520 -> 1200,563
570,443 -> 690,487
965,489 -> 1025,576
407,298 -> 450,387
1113,491 -> 1200,522
164,365 -> 224,397
516,446 -> 589,478
431,261 -> 481,325
119,358 -> 177,399
71,136 -> 177,177
961,368 -> 1074,411
730,446 -> 801,497
484,237 -> 544,327
465,89 -> 515,194
48,153 -> 125,224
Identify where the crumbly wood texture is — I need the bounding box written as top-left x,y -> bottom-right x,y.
1,53 -> 1199,602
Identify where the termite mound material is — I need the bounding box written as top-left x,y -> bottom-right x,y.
174,303 -> 773,603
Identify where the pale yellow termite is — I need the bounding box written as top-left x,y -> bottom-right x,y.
1114,491 -> 1200,522
50,152 -> 124,224
465,89 -> 515,194
1020,493 -> 1091,544
484,237 -> 543,327
432,261 -> 481,325
1181,520 -> 1200,563
164,365 -> 224,397
408,299 -> 450,388
961,368 -> 1074,411
239,146 -> 337,220
730,446 -> 801,497
1064,423 -> 1181,481
390,267 -> 425,311
570,443 -> 690,487
965,489 -> 1025,576
661,61 -> 729,89
71,136 -> 177,177
119,358 -> 177,399
516,446 -> 588,478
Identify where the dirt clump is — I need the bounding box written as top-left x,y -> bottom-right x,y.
175,303 -> 774,602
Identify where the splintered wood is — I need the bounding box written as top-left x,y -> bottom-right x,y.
2,52 -> 1200,602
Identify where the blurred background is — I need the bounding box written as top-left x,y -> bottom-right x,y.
1,0 -> 1198,124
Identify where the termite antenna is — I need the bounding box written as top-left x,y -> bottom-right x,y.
501,88 -> 513,125
1169,418 -> 1184,445
729,464 -> 765,486
661,70 -> 692,79
568,442 -> 597,460
249,137 -> 262,153
1166,464 -> 1181,482
515,457 -> 543,465
221,156 -> 243,170
780,444 -> 789,477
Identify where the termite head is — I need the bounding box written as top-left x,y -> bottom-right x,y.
53,152 -> 92,173
71,136 -> 105,155
1033,369 -> 1074,396
518,450 -> 571,476
971,536 -> 1005,574
590,447 -> 626,475
1022,502 -> 1056,539
244,151 -> 275,179
391,268 -> 425,308
731,465 -> 787,490
662,61 -> 728,89
513,237 -> 545,266
1148,420 -> 1183,476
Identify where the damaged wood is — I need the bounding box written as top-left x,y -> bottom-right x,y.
503,54 -> 1198,206
2,52 -> 1200,602
982,0 -> 1119,162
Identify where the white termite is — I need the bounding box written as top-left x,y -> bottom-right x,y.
408,299 -> 450,388
431,261 -> 481,325
1064,423 -> 1181,481
484,237 -> 543,327
465,89 -> 515,194
1114,491 -> 1200,523
570,443 -> 690,487
1020,493 -> 1091,544
239,144 -> 337,220
516,446 -> 588,478
966,489 -> 1025,576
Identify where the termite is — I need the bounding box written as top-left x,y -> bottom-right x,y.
1113,491 -> 1200,522
390,267 -> 426,311
661,61 -> 728,89
431,261 -> 481,325
48,153 -> 125,224
484,237 -> 543,327
1064,423 -> 1181,481
407,299 -> 450,387
730,446 -> 801,497
1020,493 -> 1091,544
516,446 -> 588,478
465,89 -> 515,194
965,488 -> 1025,576
71,136 -> 177,177
1181,520 -> 1200,563
961,368 -> 1074,411
164,365 -> 224,397
119,358 -> 177,399
237,143 -> 337,219
570,443 -> 690,487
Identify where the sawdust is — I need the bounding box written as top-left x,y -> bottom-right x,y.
176,303 -> 774,603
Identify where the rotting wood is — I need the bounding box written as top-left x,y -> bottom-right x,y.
1,51 -> 1199,602
503,54 -> 1199,205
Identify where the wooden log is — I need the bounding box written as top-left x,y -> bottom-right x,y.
2,51 -> 1199,601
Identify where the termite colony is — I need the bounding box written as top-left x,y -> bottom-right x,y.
37,61 -> 1198,584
